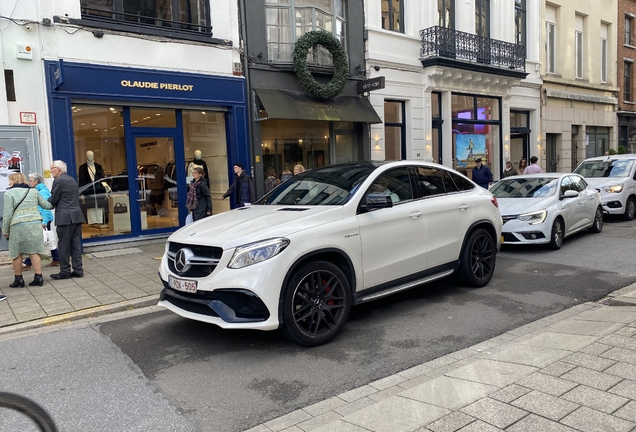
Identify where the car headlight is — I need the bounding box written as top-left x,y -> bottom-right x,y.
602,184 -> 624,193
228,238 -> 290,269
517,210 -> 547,225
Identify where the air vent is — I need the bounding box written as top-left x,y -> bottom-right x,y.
277,207 -> 310,212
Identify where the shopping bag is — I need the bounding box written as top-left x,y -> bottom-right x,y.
43,229 -> 57,250
185,213 -> 194,225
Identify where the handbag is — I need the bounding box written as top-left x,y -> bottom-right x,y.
43,229 -> 57,250
114,203 -> 128,214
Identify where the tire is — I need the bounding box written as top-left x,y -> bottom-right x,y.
457,228 -> 496,288
548,217 -> 564,250
588,206 -> 604,233
281,261 -> 351,346
623,197 -> 636,221
0,392 -> 58,432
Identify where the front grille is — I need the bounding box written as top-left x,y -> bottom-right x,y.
167,242 -> 223,278
168,260 -> 215,278
502,233 -> 519,242
168,242 -> 223,258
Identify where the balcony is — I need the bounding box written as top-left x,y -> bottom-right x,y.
420,26 -> 527,78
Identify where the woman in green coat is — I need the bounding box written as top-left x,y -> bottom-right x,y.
2,172 -> 54,288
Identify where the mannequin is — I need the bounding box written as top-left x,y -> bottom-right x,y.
78,151 -> 106,224
187,149 -> 209,185
78,151 -> 105,188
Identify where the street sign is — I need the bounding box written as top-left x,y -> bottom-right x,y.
357,76 -> 385,94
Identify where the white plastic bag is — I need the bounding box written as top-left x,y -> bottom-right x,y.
185,213 -> 194,225
43,229 -> 57,250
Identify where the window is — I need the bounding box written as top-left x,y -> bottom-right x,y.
514,0 -> 526,46
546,21 -> 556,74
412,167 -> 445,197
626,16 -> 633,46
266,0 -> 346,63
475,0 -> 490,38
382,0 -> 403,32
80,0 -> 210,34
601,24 -> 608,83
625,61 -> 633,102
384,101 -> 405,160
575,15 -> 584,79
4,70 -> 15,102
369,168 -> 413,204
437,0 -> 454,29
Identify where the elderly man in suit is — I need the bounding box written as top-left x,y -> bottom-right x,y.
48,160 -> 85,279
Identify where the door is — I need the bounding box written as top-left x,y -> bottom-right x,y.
133,135 -> 181,233
570,175 -> 595,227
559,176 -> 579,233
546,133 -> 558,172
510,135 -> 528,169
357,167 -> 426,288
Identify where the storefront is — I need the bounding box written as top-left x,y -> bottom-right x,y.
45,61 -> 249,244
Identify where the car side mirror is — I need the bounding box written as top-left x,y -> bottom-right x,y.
562,189 -> 579,199
360,193 -> 393,212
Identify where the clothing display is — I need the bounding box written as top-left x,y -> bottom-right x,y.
187,157 -> 210,185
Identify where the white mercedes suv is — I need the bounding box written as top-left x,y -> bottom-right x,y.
158,161 -> 503,346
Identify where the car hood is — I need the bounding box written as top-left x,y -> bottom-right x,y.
497,197 -> 554,216
583,177 -> 627,188
169,205 -> 345,249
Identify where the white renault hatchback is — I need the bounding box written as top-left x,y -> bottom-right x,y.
158,161 -> 502,346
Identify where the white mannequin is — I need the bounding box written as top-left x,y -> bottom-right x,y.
86,150 -> 96,181
187,150 -> 204,177
194,150 -> 202,159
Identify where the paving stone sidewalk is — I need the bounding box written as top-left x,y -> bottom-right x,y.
247,285 -> 636,432
0,243 -> 165,329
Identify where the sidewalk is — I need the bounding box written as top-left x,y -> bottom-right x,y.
0,243 -> 165,333
247,284 -> 636,432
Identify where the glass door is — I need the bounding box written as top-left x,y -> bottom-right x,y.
133,135 -> 180,232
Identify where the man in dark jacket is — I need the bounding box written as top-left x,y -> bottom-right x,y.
222,163 -> 255,207
471,158 -> 493,189
48,160 -> 85,279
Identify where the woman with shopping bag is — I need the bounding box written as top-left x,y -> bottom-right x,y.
185,167 -> 212,224
23,173 -> 60,270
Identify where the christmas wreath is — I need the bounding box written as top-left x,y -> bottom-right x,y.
292,30 -> 349,100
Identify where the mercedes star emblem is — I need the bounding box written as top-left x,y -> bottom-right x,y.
174,248 -> 194,273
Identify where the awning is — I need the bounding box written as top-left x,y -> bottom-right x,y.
254,88 -> 382,123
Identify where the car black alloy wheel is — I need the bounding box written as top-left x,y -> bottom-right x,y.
623,197 -> 636,221
281,261 -> 351,346
588,206 -> 603,233
457,228 -> 496,288
548,217 -> 564,250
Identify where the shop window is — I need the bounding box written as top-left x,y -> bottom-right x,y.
79,0 -> 211,36
382,0 -> 403,33
130,108 -> 176,127
266,0 -> 346,63
384,101 -> 405,160
182,111 -> 230,214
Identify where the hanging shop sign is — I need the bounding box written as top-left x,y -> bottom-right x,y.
357,76 -> 385,94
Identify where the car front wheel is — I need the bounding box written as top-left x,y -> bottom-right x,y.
588,206 -> 603,233
457,229 -> 496,288
623,197 -> 636,221
281,261 -> 351,346
548,217 -> 564,250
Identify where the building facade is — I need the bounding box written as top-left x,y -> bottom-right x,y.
364,0 -> 540,182
239,0 -> 381,197
0,0 -> 248,248
540,0 -> 618,172
618,0 -> 636,154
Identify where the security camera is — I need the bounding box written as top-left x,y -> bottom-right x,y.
373,65 -> 381,71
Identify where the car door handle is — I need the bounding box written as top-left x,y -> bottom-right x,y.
458,203 -> 469,210
409,211 -> 422,218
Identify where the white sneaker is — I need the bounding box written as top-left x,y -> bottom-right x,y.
0,295 -> 6,302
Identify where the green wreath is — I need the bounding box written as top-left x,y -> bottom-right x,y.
293,30 -> 349,100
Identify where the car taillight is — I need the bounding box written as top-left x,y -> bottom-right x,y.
491,196 -> 499,208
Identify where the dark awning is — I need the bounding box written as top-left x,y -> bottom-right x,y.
254,88 -> 382,123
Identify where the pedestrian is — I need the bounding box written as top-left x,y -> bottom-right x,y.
517,158 -> 527,175
222,163 -> 255,207
280,170 -> 293,182
523,156 -> 544,174
2,172 -> 54,288
48,160 -> 85,280
264,167 -> 279,195
471,158 -> 493,189
502,161 -> 516,178
293,164 -> 305,175
186,167 -> 212,221
23,173 -> 60,270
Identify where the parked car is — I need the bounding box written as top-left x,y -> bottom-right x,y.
491,173 -> 603,250
158,161 -> 503,346
573,154 -> 636,220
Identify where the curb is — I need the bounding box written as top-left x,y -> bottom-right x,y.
0,295 -> 160,336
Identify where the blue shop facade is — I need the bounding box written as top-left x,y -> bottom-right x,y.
45,61 -> 249,244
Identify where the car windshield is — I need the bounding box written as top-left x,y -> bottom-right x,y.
490,177 -> 559,198
256,164 -> 377,206
574,159 -> 635,178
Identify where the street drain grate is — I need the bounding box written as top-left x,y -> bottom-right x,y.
89,248 -> 144,259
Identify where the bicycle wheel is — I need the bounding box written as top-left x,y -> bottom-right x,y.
0,392 -> 58,432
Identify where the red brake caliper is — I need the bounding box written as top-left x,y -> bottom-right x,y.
324,280 -> 334,306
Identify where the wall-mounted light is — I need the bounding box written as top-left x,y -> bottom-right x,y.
373,136 -> 381,150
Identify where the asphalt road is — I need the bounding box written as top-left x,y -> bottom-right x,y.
1,218 -> 635,432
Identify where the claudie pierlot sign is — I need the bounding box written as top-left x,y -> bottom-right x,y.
120,80 -> 194,91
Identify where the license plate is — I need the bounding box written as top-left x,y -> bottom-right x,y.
169,276 -> 197,294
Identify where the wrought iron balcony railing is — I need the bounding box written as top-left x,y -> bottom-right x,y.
420,26 -> 526,72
